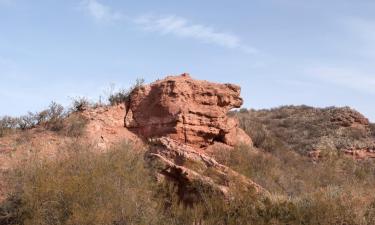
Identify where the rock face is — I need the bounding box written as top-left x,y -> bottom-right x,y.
125,73 -> 251,148
81,104 -> 141,150
124,74 -> 263,199
147,137 -> 266,200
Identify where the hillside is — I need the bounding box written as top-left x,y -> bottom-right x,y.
1,75 -> 375,225
234,105 -> 375,159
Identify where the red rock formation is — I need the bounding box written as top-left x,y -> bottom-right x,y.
124,74 -> 262,199
147,137 -> 267,199
125,73 -> 251,148
81,104 -> 141,149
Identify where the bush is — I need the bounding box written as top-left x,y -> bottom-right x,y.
108,88 -> 129,106
238,117 -> 267,148
43,102 -> 66,131
17,113 -> 36,130
108,78 -> 145,106
0,116 -> 18,137
0,101 -> 90,138
70,97 -> 91,112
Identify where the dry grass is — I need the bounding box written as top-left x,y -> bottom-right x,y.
2,140 -> 375,224
210,144 -> 375,224
1,142 -> 159,225
2,105 -> 375,224
234,106 -> 374,155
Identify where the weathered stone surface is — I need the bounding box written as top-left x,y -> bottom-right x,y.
82,104 -> 141,149
147,137 -> 267,201
125,73 -> 251,148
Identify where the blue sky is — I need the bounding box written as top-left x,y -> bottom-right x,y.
1,0 -> 375,121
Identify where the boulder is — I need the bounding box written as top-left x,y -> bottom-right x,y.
125,73 -> 251,148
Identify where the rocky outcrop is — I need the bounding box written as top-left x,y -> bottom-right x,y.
81,104 -> 141,149
124,74 -> 262,199
125,73 -> 251,148
329,107 -> 370,128
147,137 -> 267,200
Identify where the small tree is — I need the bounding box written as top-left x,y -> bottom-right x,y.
44,102 -> 66,131
0,116 -> 18,137
17,112 -> 37,130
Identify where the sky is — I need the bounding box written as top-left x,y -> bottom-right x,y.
1,0 -> 375,121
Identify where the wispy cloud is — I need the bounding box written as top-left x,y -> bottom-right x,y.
78,2 -> 257,53
308,67 -> 375,94
134,15 -> 257,54
80,0 -> 123,22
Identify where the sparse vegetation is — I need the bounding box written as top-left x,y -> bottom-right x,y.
42,102 -> 66,131
370,123 -> 375,137
70,97 -> 91,112
0,102 -> 66,135
61,114 -> 88,137
2,142 -> 158,225
210,144 -> 375,224
2,100 -> 375,224
2,139 -> 375,224
0,101 -> 90,138
0,116 -> 18,137
108,78 -> 145,106
0,78 -> 148,138
234,105 -> 374,154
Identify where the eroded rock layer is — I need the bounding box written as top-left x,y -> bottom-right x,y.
125,73 -> 251,148
147,137 -> 267,200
